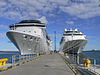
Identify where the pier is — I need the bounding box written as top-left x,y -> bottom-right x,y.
0,53 -> 75,75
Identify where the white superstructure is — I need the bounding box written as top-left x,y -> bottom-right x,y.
59,28 -> 88,54
6,20 -> 52,55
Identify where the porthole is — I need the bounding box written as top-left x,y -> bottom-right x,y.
24,36 -> 27,38
23,35 -> 27,40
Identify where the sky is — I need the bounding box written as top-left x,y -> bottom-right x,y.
0,0 -> 100,51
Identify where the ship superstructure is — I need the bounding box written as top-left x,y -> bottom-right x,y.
59,28 -> 88,54
6,20 -> 52,55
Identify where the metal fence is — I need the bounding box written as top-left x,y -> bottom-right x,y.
62,53 -> 100,75
12,54 -> 37,65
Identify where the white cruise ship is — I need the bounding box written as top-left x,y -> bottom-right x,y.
6,20 -> 52,55
59,28 -> 88,54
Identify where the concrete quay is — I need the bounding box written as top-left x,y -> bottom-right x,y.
0,53 -> 75,75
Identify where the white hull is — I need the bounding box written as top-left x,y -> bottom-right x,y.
61,39 -> 87,54
60,28 -> 88,54
6,20 -> 52,55
7,31 -> 48,55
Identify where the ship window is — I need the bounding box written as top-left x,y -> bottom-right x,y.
63,34 -> 83,36
34,37 -> 36,40
23,35 -> 27,40
63,34 -> 72,36
25,36 -> 27,38
36,39 -> 39,42
10,27 -> 14,30
74,34 -> 83,35
30,37 -> 33,41
28,49 -> 31,51
34,31 -> 36,33
30,37 -> 32,39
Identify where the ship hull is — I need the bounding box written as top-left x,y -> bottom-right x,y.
6,31 -> 46,55
61,40 -> 88,54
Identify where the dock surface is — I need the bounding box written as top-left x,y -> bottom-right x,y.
0,53 -> 74,75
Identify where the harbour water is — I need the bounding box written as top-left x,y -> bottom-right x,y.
0,51 -> 20,63
81,50 -> 100,65
0,50 -> 100,64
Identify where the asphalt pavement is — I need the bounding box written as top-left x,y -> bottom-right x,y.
0,53 -> 74,75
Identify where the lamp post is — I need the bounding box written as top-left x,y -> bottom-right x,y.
54,31 -> 56,52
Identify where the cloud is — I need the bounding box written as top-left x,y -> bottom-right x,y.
39,16 -> 48,24
49,14 -> 55,17
0,0 -> 40,20
60,0 -> 100,19
0,0 -> 58,20
0,25 -> 9,30
66,21 -> 74,24
0,33 -> 6,38
49,0 -> 69,6
0,0 -> 100,20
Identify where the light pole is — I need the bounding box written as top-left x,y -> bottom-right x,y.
54,31 -> 56,52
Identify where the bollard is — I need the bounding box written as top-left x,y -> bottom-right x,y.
83,58 -> 91,67
66,53 -> 67,56
0,59 -> 3,66
36,53 -> 39,56
83,59 -> 87,67
2,58 -> 8,66
87,59 -> 91,67
0,58 -> 8,66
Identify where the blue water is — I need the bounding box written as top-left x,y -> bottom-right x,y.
81,50 -> 100,65
0,51 -> 20,63
0,50 -> 100,65
0,51 -> 37,63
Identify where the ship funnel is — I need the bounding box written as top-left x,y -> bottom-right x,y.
70,28 -> 72,31
64,29 -> 67,31
75,29 -> 78,31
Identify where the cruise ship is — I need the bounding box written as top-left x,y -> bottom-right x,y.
6,20 -> 52,55
59,28 -> 88,54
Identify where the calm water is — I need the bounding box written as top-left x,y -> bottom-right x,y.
0,51 -> 37,63
0,51 -> 20,63
0,51 -> 100,64
81,50 -> 100,65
